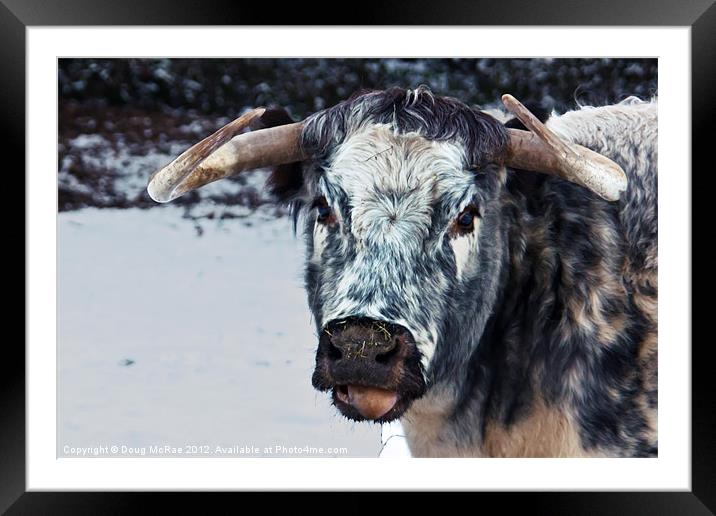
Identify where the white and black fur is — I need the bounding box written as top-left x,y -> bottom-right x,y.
268,86 -> 657,457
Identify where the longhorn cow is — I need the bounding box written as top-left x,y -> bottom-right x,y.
148,86 -> 657,457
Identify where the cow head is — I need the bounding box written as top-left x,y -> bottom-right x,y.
147,86 -> 627,423
291,88 -> 510,421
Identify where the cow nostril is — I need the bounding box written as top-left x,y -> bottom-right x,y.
327,341 -> 343,361
376,338 -> 401,365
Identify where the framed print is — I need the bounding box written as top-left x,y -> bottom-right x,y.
9,0 -> 712,512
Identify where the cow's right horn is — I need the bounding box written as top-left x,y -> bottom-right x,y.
501,94 -> 627,202
147,108 -> 307,203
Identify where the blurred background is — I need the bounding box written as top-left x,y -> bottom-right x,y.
57,58 -> 657,457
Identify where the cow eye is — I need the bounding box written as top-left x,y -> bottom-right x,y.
312,197 -> 334,224
317,205 -> 332,222
454,205 -> 478,233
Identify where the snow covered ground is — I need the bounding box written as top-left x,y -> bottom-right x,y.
58,206 -> 387,457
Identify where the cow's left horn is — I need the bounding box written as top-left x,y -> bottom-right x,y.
501,94 -> 627,202
147,108 -> 307,203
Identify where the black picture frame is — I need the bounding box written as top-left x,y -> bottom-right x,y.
7,0 -> 710,512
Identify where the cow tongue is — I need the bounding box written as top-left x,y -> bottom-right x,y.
345,385 -> 398,419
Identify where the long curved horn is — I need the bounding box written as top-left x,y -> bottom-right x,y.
147,108 -> 306,203
501,94 -> 627,201
147,95 -> 628,204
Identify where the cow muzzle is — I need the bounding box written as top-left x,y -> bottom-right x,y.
311,317 -> 426,422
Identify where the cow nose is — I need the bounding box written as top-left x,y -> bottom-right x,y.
323,317 -> 407,367
312,317 -> 424,422
328,331 -> 398,364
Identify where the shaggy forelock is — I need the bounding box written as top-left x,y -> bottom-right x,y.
300,86 -> 509,171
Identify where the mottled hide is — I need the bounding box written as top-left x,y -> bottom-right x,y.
270,87 -> 657,457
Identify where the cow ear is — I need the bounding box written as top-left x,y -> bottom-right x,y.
267,162 -> 303,203
256,107 -> 305,203
504,102 -> 552,197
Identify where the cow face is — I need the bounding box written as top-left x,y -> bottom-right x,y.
269,87 -> 510,422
